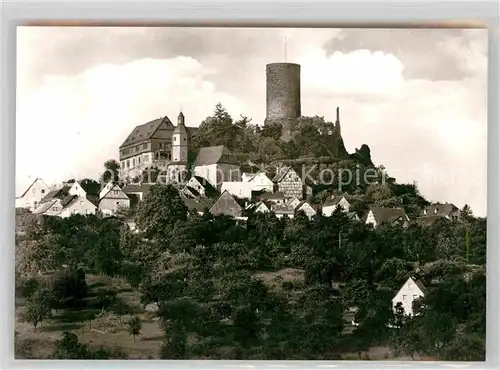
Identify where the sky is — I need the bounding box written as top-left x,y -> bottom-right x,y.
16,27 -> 488,216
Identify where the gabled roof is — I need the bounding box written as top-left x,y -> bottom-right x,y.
191,176 -> 219,197
184,198 -> 214,213
417,214 -> 451,226
40,186 -> 71,203
393,277 -> 428,300
77,180 -> 101,196
120,117 -> 174,148
368,207 -> 409,225
242,172 -> 257,181
272,165 -> 314,186
271,204 -> 295,215
194,145 -> 239,166
33,200 -> 58,214
122,184 -> 153,195
182,186 -> 201,198
347,211 -> 359,220
259,191 -> 286,201
323,195 -> 347,207
61,194 -> 78,208
422,203 -> 459,217
296,201 -> 317,212
272,166 -> 296,183
17,178 -> 47,198
209,191 -> 243,217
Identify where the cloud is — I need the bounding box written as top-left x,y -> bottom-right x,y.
300,49 -> 404,94
16,56 -> 247,188
324,28 -> 488,81
16,27 -> 488,216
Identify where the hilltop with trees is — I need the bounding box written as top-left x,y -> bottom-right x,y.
14,104 -> 486,360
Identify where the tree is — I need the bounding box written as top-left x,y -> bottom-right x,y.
52,332 -> 89,359
134,184 -> 188,240
127,316 -> 142,342
101,159 -> 120,183
96,289 -> 117,314
21,287 -> 54,331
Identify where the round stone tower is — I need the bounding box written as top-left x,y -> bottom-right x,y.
264,63 -> 301,141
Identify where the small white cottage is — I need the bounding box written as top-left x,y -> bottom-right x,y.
392,277 -> 427,316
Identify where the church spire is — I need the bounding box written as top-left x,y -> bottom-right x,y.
177,110 -> 185,126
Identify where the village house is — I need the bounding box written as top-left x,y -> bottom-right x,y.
272,166 -> 308,200
184,198 -> 214,216
193,145 -> 241,188
56,195 -> 98,218
33,191 -> 97,218
271,204 -> 295,219
119,112 -> 198,180
286,197 -> 302,209
242,171 -> 275,192
392,277 -> 427,316
271,200 -> 317,220
209,190 -> 244,219
185,176 -> 219,198
98,183 -> 131,216
258,191 -> 287,205
418,203 -> 461,225
68,179 -> 101,205
322,195 -> 351,217
221,171 -> 275,200
295,201 -> 317,219
122,184 -> 153,207
15,178 -> 51,211
245,201 -> 271,215
365,207 -> 410,228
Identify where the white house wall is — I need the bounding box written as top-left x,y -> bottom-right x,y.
365,210 -> 377,227
59,197 -> 97,218
392,278 -> 425,316
15,179 -> 50,211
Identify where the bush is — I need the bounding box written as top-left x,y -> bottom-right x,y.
17,278 -> 40,299
51,268 -> 87,309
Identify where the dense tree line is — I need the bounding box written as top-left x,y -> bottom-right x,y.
16,181 -> 486,360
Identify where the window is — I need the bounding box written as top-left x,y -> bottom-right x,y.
183,137 -> 186,142
41,189 -> 45,194
127,160 -> 130,168
138,157 -> 141,164
174,136 -> 177,142
402,295 -> 407,301
116,201 -> 120,205
132,158 -> 135,166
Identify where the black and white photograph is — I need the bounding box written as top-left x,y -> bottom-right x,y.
14,26 -> 487,361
